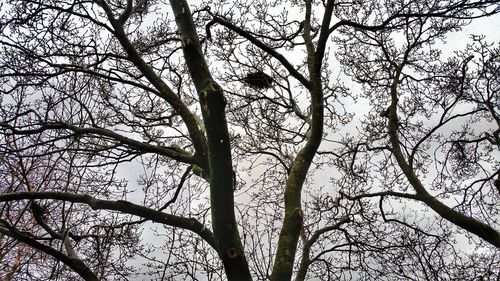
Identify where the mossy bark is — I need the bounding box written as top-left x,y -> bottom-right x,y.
270,1 -> 332,279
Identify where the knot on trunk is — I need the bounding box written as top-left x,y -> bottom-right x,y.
227,247 -> 239,259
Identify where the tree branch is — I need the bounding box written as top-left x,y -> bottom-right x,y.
0,219 -> 99,281
0,122 -> 195,164
387,62 -> 500,248
0,192 -> 217,250
206,12 -> 311,90
96,0 -> 209,170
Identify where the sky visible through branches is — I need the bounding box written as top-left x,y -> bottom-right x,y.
0,1 -> 499,280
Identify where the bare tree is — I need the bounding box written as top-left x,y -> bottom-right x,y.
0,0 -> 498,280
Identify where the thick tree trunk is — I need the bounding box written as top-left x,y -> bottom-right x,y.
168,1 -> 252,279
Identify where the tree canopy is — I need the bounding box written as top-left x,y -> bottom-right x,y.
0,0 -> 499,280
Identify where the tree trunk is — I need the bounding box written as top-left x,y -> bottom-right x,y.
168,1 -> 253,279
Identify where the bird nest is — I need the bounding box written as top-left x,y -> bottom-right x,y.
242,71 -> 273,89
